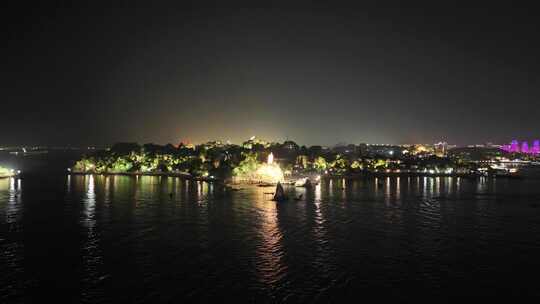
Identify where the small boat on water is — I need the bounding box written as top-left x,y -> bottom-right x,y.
272,182 -> 288,202
295,177 -> 311,187
294,176 -> 320,188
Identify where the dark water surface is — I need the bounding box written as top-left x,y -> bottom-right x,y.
2,174 -> 540,302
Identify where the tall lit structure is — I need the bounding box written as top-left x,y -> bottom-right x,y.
521,142 -> 530,154
267,152 -> 274,165
510,140 -> 519,152
434,141 -> 448,157
533,140 -> 540,154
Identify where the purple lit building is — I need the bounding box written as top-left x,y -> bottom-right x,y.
522,142 -> 529,153
501,140 -> 540,155
533,140 -> 540,154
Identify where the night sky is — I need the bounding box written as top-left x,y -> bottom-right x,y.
2,3 -> 539,146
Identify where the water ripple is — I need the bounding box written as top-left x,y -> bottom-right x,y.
2,176 -> 540,301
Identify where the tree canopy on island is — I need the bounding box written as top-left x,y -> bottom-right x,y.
71,138 -> 505,179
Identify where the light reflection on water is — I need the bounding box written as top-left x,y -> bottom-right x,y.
0,177 -> 24,300
0,177 -> 22,224
83,175 -> 96,229
2,175 -> 540,301
252,188 -> 285,289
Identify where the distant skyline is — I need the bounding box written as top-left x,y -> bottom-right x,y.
2,3 -> 539,146
3,137 -> 540,149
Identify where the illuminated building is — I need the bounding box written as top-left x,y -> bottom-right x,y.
501,140 -> 540,155
434,141 -> 448,157
533,140 -> 540,154
522,142 -> 529,153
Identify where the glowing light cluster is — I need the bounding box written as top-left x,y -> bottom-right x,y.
0,166 -> 18,178
255,163 -> 284,184
501,140 -> 540,154
256,152 -> 284,183
232,152 -> 284,184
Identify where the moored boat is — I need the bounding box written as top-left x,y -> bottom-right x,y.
272,182 -> 288,202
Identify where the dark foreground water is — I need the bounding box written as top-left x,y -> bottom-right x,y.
2,174 -> 540,302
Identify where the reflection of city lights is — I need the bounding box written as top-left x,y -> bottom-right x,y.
83,175 -> 96,229
253,187 -> 284,288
